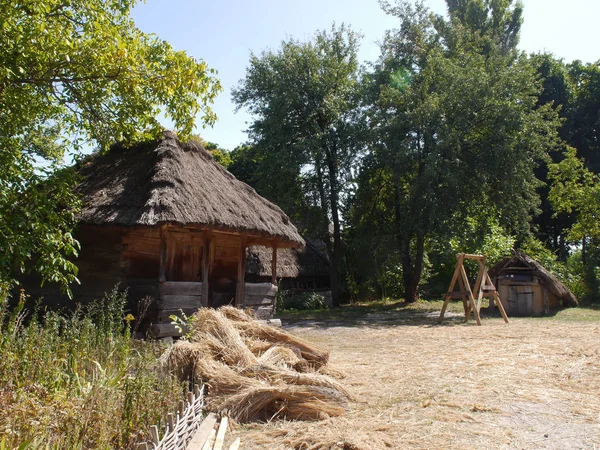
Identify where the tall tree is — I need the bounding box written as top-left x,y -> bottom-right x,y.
356,0 -> 560,302
232,25 -> 365,307
0,0 -> 221,294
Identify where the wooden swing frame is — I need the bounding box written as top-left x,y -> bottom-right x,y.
438,253 -> 509,325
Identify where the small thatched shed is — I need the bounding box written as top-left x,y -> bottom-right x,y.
489,252 -> 578,316
245,239 -> 330,288
22,131 -> 304,335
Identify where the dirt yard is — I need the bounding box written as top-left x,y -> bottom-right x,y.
226,302 -> 600,449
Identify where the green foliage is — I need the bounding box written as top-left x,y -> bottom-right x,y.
548,147 -> 600,241
0,0 -> 221,294
280,291 -> 329,311
348,0 -> 561,302
0,287 -> 184,449
233,24 -> 367,306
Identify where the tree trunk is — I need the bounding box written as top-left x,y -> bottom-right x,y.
327,151 -> 342,308
401,233 -> 425,303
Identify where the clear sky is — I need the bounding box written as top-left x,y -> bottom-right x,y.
131,0 -> 600,150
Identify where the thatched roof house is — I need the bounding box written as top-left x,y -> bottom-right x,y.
24,131 -> 304,335
246,239 -> 329,288
77,131 -> 302,245
489,252 -> 578,316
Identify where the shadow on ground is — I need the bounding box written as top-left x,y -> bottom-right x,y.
277,300 -> 510,329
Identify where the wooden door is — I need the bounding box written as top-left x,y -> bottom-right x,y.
508,285 -> 533,316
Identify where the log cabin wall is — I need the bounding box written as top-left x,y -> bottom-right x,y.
244,282 -> 278,319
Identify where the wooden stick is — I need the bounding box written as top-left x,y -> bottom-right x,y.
213,417 -> 228,450
159,224 -> 168,283
150,425 -> 160,445
201,234 -> 211,307
228,438 -> 241,450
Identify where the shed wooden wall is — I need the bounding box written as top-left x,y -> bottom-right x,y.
497,279 -> 560,316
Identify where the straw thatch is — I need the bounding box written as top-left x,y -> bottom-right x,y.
159,307 -> 347,423
246,239 -> 329,278
76,131 -> 303,247
489,252 -> 578,306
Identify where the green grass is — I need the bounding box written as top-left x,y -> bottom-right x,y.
0,287 -> 185,449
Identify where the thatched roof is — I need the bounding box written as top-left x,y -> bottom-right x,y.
76,131 -> 303,247
246,239 -> 329,278
489,252 -> 578,306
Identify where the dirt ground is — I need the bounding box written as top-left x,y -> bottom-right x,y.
226,302 -> 600,449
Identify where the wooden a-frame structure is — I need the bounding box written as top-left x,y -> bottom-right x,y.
438,253 -> 509,325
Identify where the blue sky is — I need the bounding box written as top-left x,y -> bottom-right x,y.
132,0 -> 600,150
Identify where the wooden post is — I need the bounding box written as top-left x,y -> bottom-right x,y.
159,224 -> 167,283
542,285 -> 550,315
271,245 -> 278,286
236,237 -> 247,308
201,233 -> 211,307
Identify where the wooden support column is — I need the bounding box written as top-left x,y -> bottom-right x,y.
235,237 -> 247,308
271,245 -> 278,286
158,224 -> 168,283
201,233 -> 211,307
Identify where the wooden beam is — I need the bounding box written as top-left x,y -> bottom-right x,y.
201,233 -> 211,307
271,245 -> 278,286
236,237 -> 247,308
158,224 -> 167,283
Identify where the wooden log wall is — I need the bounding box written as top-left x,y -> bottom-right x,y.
244,282 -> 278,319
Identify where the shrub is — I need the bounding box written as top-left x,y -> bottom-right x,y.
281,291 -> 328,311
0,287 -> 185,449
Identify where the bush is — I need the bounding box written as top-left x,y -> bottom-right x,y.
0,287 -> 185,449
280,291 -> 329,311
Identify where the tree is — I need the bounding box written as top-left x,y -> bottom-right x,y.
355,0 -> 561,302
0,0 -> 221,294
232,25 -> 365,307
548,147 -> 600,242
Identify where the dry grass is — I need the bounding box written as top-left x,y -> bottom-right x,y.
159,307 -> 348,423
226,301 -> 600,449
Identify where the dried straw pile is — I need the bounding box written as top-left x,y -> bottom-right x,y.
159,307 -> 348,423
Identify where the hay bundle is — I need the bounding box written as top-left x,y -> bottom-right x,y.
233,321 -> 329,368
215,385 -> 346,422
159,307 -> 347,423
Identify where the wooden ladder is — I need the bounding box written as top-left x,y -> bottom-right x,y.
438,253 -> 509,325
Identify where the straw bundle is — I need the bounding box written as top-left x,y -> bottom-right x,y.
159,307 -> 347,423
215,385 -> 346,422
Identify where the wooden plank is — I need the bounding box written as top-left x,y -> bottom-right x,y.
150,425 -> 160,445
542,286 -> 550,314
271,246 -> 278,285
159,281 -> 203,296
201,429 -> 216,450
244,294 -> 277,306
228,438 -> 241,450
149,322 -> 185,338
160,294 -> 203,310
461,253 -> 486,260
159,225 -> 167,283
188,413 -> 218,450
244,283 -> 278,295
213,417 -> 228,450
